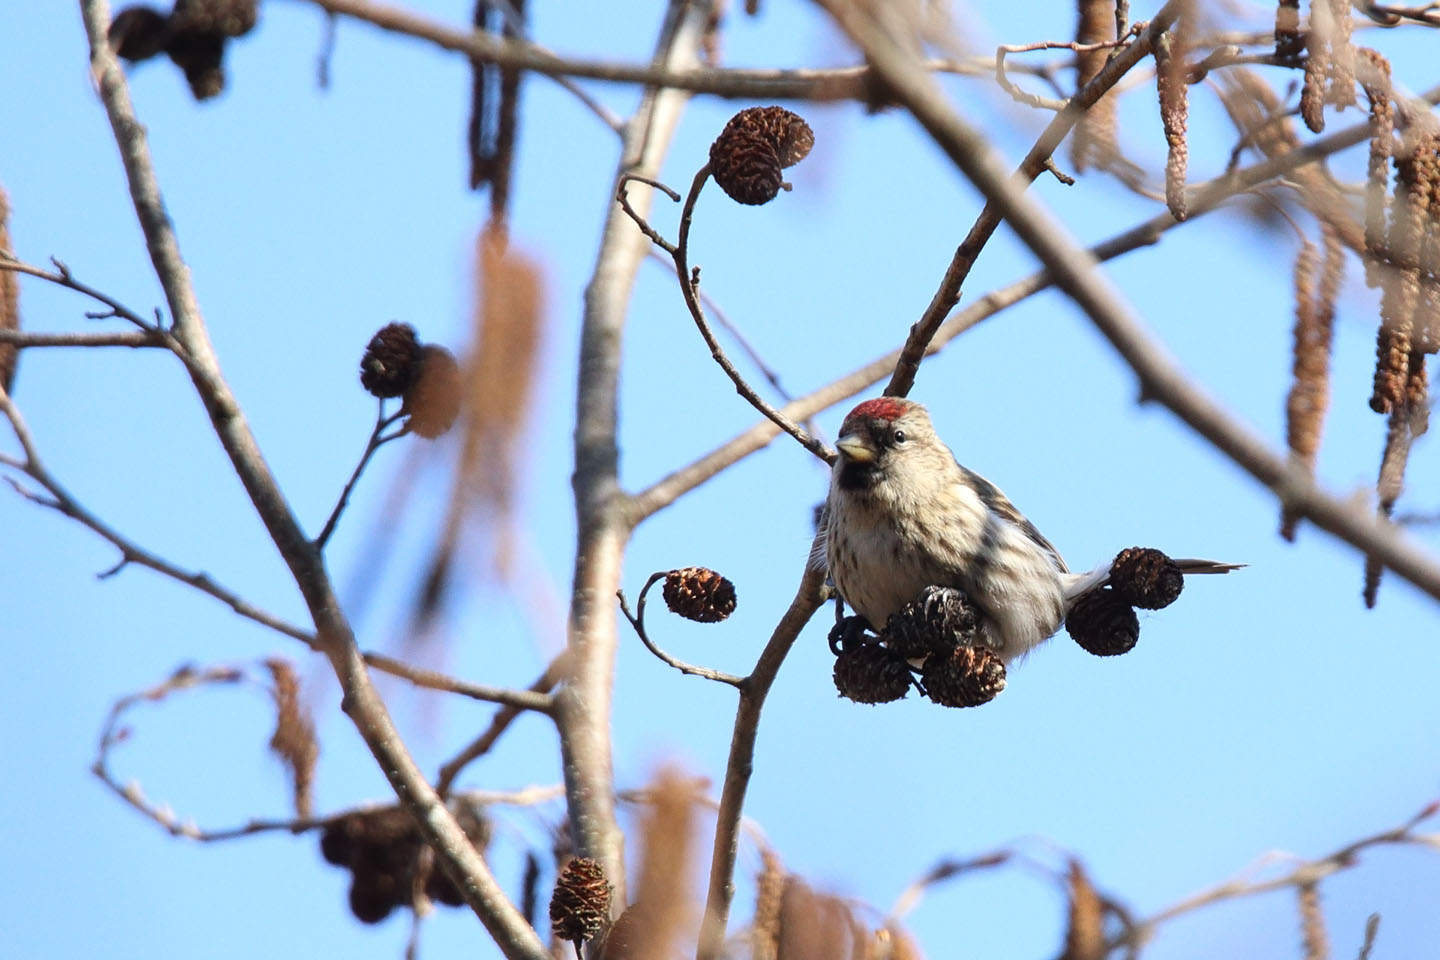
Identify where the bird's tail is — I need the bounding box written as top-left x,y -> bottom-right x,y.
1061,557 -> 1243,603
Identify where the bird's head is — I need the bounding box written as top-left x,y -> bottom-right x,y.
833,397 -> 938,491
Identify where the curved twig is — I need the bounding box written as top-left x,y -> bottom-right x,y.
617,574 -> 746,688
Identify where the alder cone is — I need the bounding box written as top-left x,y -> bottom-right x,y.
921,645 -> 1006,708
662,566 -> 737,623
1109,547 -> 1183,610
550,856 -> 611,946
833,642 -> 911,704
1065,589 -> 1140,657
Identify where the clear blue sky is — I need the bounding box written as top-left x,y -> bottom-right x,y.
2,2 -> 1438,958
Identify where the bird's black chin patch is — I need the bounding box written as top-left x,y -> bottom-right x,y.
838,459 -> 883,491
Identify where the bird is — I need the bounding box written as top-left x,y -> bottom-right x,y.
816,397 -> 1239,663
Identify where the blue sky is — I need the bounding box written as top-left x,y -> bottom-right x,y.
2,1 -> 1438,958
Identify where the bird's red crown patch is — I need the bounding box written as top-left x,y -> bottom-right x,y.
844,397 -> 913,427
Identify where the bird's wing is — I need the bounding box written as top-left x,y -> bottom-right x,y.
958,466 -> 1069,573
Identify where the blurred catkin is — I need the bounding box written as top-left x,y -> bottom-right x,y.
0,185 -> 18,394
1274,0 -> 1302,58
750,851 -> 785,960
1372,134 -> 1438,413
1060,861 -> 1105,960
1359,49 -> 1395,289
1365,407 -> 1417,606
1326,0 -> 1357,108
1298,882 -> 1330,960
1281,232 -> 1340,540
1154,30 -> 1189,220
264,658 -> 317,819
1070,0 -> 1118,172
1301,0 -> 1331,132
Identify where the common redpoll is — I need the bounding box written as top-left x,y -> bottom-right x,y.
817,398 -> 1238,663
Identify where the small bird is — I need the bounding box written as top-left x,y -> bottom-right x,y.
817,397 -> 1238,663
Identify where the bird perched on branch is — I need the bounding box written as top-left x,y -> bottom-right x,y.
816,397 -> 1239,663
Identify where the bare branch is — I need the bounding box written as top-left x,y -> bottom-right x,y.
697,554 -> 828,960
77,3 -> 544,954
559,0 -> 714,907
0,253 -> 170,333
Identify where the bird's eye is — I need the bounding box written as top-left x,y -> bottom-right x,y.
893,430 -> 907,443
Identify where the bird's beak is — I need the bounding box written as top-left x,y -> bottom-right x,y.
835,434 -> 876,463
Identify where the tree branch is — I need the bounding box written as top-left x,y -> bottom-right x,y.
559,0 -> 713,908
76,4 -> 544,955
697,555 -> 828,960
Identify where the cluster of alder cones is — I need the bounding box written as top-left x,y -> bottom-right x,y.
107,0 -> 258,100
832,547 -> 1187,709
319,803 -> 490,924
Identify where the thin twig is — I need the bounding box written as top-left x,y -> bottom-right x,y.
645,165 -> 835,464
436,655 -> 568,797
314,403 -> 408,549
0,253 -> 169,334
300,0 -> 1060,101
0,387 -> 319,646
1113,802 -> 1440,951
363,651 -> 556,712
884,3 -> 1185,398
994,32 -> 1140,111
616,574 -> 746,687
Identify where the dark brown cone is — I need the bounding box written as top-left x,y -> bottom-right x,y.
1066,589 -> 1140,657
108,6 -> 170,62
880,585 -> 980,661
319,820 -> 354,867
165,28 -> 226,101
1109,547 -> 1184,610
360,322 -> 423,398
709,130 -> 783,205
921,645 -> 1006,708
403,344 -> 463,438
723,106 -> 815,168
551,856 -> 611,946
662,566 -> 737,623
833,642 -> 911,704
349,869 -> 401,924
170,0 -> 258,38
708,106 -> 813,205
